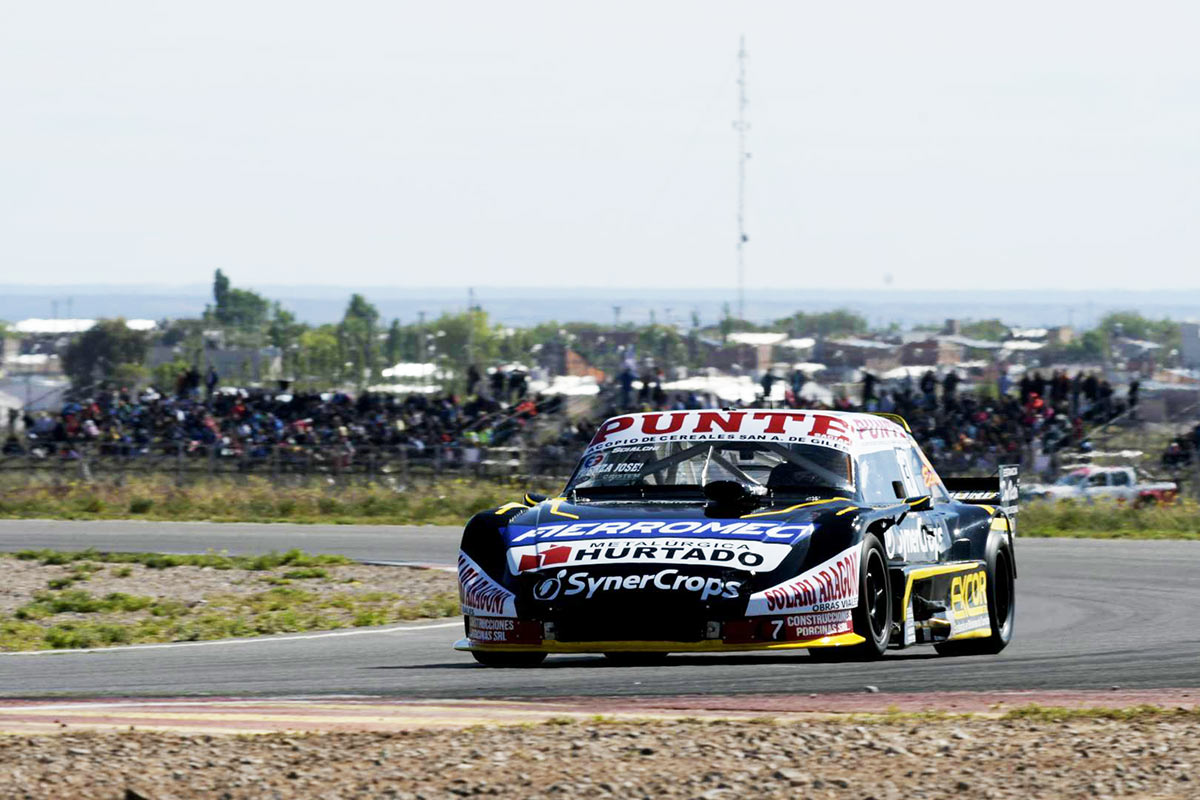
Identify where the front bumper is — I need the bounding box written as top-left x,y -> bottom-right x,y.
457,608 -> 864,654
453,632 -> 864,654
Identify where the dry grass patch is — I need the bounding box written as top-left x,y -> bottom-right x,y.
0,550 -> 459,651
0,476 -> 541,526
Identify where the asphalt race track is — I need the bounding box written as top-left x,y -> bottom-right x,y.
1,521 -> 1199,699
0,519 -> 455,565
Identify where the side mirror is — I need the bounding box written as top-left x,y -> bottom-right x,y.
524,492 -> 548,505
904,495 -> 932,512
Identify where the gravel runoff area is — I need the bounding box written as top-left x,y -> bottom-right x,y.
0,557 -> 457,617
2,714 -> 1199,799
0,553 -> 459,651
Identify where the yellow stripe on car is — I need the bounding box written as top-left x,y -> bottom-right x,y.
949,628 -> 994,641
741,497 -> 852,518
548,498 -> 580,519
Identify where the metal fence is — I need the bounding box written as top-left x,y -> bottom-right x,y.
0,442 -> 579,487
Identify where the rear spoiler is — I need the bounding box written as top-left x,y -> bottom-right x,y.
944,465 -> 1019,533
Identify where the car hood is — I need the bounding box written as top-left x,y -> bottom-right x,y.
500,497 -> 853,578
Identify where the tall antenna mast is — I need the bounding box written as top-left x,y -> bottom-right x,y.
734,35 -> 750,321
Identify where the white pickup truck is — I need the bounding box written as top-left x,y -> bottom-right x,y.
1024,466 -> 1177,504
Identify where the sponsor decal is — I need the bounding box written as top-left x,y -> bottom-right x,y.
586,462 -> 645,476
467,616 -> 542,644
847,416 -> 909,442
744,545 -> 860,615
507,538 -> 793,574
949,570 -> 989,634
950,490 -> 998,501
531,568 -> 741,602
514,544 -> 574,573
724,611 -> 853,643
532,574 -> 563,601
884,524 -> 942,561
922,463 -> 940,489
916,447 -> 945,490
507,519 -> 813,546
457,551 -> 518,618
999,465 -> 1020,515
583,411 -> 904,456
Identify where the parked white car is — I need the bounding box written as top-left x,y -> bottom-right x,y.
1024,466 -> 1177,504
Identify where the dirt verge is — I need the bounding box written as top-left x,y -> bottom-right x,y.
2,713 -> 1197,799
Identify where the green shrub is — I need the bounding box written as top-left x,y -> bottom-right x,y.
47,576 -> 84,590
15,589 -> 155,618
281,568 -> 328,580
70,494 -> 105,514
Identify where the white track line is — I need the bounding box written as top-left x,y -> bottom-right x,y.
0,621 -> 461,657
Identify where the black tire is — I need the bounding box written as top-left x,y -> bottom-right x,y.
471,651 -> 547,667
603,652 -> 669,666
935,537 -> 1015,657
808,534 -> 891,662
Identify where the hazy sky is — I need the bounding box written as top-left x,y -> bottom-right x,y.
2,2 -> 1198,291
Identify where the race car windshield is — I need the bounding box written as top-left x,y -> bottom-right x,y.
567,441 -> 854,498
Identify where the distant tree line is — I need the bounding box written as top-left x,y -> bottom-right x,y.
50,270 -> 1188,395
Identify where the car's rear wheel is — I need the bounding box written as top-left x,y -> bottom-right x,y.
471,651 -> 547,667
809,534 -> 891,662
935,539 -> 1015,657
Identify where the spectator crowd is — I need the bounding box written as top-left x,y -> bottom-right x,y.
2,372 -> 576,467
0,361 -> 1162,483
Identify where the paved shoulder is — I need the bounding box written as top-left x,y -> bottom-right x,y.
0,519 -> 461,565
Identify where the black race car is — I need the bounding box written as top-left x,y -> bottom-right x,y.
454,409 -> 1017,665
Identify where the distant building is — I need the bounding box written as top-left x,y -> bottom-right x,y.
1182,323 -> 1200,369
0,337 -> 18,375
1047,326 -> 1075,346
816,337 -> 899,370
704,343 -> 765,373
898,338 -> 965,367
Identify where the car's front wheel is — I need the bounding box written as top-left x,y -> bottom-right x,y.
935,538 -> 1015,657
471,651 -> 547,667
809,534 -> 891,662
